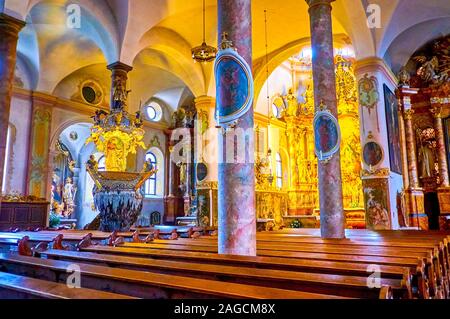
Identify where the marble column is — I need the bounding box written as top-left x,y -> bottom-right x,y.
430,103 -> 449,187
107,62 -> 133,111
164,130 -> 182,224
217,0 -> 256,255
194,96 -> 218,228
430,101 -> 450,225
400,94 -> 426,229
403,109 -> 420,188
0,14 -> 25,200
306,0 -> 345,238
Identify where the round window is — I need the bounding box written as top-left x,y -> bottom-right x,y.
146,102 -> 163,122
80,80 -> 103,106
82,86 -> 97,104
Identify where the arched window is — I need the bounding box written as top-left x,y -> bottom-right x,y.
2,125 -> 12,193
144,152 -> 158,196
97,155 -> 106,171
276,153 -> 283,189
146,101 -> 163,122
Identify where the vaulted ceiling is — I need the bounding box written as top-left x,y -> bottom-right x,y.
2,0 -> 449,112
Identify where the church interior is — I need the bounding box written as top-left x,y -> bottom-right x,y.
0,0 -> 450,301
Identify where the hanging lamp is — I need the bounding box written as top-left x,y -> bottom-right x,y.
191,0 -> 217,63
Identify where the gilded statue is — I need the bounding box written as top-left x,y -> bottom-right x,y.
284,89 -> 298,116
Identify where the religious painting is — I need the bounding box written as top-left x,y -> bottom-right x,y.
363,178 -> 391,230
383,84 -> 402,174
363,141 -> 383,167
196,162 -> 208,182
313,111 -> 341,161
214,48 -> 254,126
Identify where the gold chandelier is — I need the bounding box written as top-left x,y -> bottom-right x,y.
191,0 -> 217,63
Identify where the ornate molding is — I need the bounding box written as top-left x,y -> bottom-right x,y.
361,168 -> 390,179
0,13 -> 26,38
430,105 -> 442,119
403,109 -> 415,120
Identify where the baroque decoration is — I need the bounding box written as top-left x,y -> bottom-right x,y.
84,74 -> 156,231
214,33 -> 254,129
272,54 -> 364,225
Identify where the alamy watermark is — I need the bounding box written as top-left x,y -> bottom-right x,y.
366,4 -> 381,29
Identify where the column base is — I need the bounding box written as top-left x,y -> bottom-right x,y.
439,215 -> 450,231
405,188 -> 427,230
437,186 -> 450,215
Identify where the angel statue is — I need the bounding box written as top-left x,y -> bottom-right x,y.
397,67 -> 411,87
414,56 -> 439,83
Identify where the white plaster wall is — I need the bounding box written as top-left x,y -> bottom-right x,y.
7,95 -> 32,194
356,64 -> 404,229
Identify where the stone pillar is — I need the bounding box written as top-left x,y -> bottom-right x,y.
27,93 -> 56,199
164,129 -> 182,224
306,0 -> 345,238
399,92 -> 427,229
217,0 -> 256,255
0,14 -> 25,201
430,102 -> 449,187
194,96 -> 218,228
107,62 -> 133,111
430,99 -> 450,227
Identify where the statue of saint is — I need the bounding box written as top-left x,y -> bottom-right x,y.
63,177 -> 77,217
86,155 -> 98,171
142,158 -> 154,173
285,89 -> 298,116
418,136 -> 435,178
177,162 -> 187,184
112,77 -> 131,109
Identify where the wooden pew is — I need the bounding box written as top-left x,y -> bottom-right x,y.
184,234 -> 448,295
39,249 -> 410,299
0,253 -> 349,299
0,271 -> 136,299
116,241 -> 437,298
78,244 -> 427,298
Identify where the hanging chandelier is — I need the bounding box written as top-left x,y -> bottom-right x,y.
191,0 -> 217,63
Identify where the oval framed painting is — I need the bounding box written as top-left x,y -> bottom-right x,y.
363,141 -> 384,167
214,48 -> 254,126
313,111 -> 341,161
196,162 -> 208,182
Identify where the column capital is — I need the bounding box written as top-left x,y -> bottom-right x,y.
430,104 -> 442,119
107,61 -> 133,73
354,57 -> 398,87
0,13 -> 25,38
194,96 -> 216,109
306,0 -> 335,9
403,109 -> 414,120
